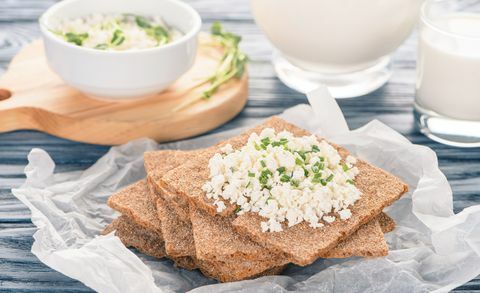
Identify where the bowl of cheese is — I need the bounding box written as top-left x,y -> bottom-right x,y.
39,0 -> 201,100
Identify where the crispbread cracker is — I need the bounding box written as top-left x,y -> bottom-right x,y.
145,150 -> 198,221
378,212 -> 396,233
102,215 -> 166,259
103,215 -> 285,280
155,195 -> 196,257
145,148 -> 395,262
232,158 -> 407,265
189,206 -> 287,263
321,217 -> 388,258
158,117 -> 407,266
105,213 -> 287,281
107,179 -> 162,234
159,117 -> 311,217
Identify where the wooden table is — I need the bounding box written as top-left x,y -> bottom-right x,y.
0,0 -> 478,291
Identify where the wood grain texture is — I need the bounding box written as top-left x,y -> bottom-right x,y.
0,40 -> 248,145
0,0 -> 479,291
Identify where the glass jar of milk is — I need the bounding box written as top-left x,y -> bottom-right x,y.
415,0 -> 480,147
251,0 -> 424,98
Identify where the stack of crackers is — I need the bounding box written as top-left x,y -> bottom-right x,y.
102,117 -> 408,282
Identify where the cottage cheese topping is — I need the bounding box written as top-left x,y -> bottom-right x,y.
202,128 -> 361,232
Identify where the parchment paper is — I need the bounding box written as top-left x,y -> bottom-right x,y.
12,86 -> 480,293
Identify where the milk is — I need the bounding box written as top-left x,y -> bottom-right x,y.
251,0 -> 423,74
416,14 -> 480,121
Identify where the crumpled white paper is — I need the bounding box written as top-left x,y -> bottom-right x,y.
12,86 -> 480,293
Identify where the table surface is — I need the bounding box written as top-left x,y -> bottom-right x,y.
1,0 -> 479,292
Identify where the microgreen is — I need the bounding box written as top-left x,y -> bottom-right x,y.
174,22 -> 248,111
135,15 -> 170,45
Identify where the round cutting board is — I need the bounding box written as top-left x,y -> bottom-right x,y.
0,40 -> 248,145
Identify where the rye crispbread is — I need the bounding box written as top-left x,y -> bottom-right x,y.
378,212 -> 396,233
232,158 -> 407,265
107,179 -> 162,235
320,217 -> 388,258
153,176 -> 391,262
102,215 -> 285,281
158,117 -> 311,217
155,195 -> 197,257
102,215 -> 166,259
158,117 -> 408,266
145,147 -> 396,261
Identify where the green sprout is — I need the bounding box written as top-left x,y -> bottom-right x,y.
174,21 -> 248,111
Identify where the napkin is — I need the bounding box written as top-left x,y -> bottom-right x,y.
12,86 -> 480,292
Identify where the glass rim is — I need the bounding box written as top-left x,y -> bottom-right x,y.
421,0 -> 480,40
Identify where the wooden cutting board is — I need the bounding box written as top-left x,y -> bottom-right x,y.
0,40 -> 248,145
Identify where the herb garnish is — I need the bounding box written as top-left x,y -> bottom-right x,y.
65,32 -> 89,46
174,21 -> 248,111
135,15 -> 170,45
111,29 -> 125,46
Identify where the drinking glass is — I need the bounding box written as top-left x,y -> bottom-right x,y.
415,0 -> 480,147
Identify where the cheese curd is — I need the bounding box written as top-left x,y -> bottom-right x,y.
202,128 -> 362,232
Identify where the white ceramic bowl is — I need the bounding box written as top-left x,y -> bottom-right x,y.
39,0 -> 201,100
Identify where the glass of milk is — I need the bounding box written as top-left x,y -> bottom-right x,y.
415,0 -> 480,147
251,0 -> 424,98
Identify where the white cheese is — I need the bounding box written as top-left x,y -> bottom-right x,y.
202,128 -> 362,232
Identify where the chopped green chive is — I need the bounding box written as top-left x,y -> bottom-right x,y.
248,171 -> 255,177
295,157 -> 303,166
296,151 -> 307,161
280,174 -> 291,182
111,29 -> 125,46
312,173 -> 322,184
341,161 -> 349,172
234,206 -> 242,213
312,145 -> 320,152
254,143 -> 261,151
135,16 -> 152,28
94,43 -> 109,50
65,32 -> 88,46
291,179 -> 300,187
272,138 -> 289,147
303,168 -> 309,177
277,167 -> 286,174
326,174 -> 334,182
320,179 -> 327,186
261,137 -> 271,146
260,160 -> 266,168
346,179 -> 355,185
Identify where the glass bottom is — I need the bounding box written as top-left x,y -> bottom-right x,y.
272,51 -> 392,98
414,103 -> 480,148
